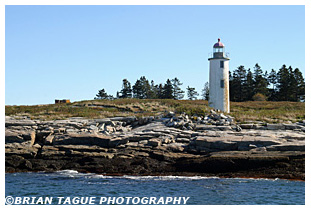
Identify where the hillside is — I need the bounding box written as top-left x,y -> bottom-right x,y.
5,99 -> 305,124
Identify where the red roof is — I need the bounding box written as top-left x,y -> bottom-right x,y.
213,38 -> 225,47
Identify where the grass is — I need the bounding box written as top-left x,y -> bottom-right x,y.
5,99 -> 304,123
229,101 -> 305,123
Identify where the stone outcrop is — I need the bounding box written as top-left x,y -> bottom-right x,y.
5,112 -> 305,180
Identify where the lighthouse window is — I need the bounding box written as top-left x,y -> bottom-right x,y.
220,80 -> 224,88
220,61 -> 224,68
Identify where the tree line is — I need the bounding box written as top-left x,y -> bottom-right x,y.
95,77 -> 204,100
230,63 -> 305,102
95,63 -> 304,102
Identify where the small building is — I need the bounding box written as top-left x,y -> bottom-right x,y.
55,99 -> 70,104
208,38 -> 230,113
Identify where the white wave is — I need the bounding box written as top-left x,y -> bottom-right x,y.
52,172 -> 223,181
227,177 -> 282,182
53,171 -> 284,182
53,170 -> 124,180
56,170 -> 79,174
122,175 -> 220,181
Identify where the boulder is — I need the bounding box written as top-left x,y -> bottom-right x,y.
5,143 -> 38,158
195,124 -> 215,131
283,124 -> 304,130
235,125 -> 242,132
216,126 -> 232,131
250,147 -> 267,152
123,135 -> 155,142
219,113 -> 227,119
44,135 -> 54,145
163,143 -> 185,152
5,155 -> 32,169
105,125 -> 116,133
54,127 -> 66,134
5,130 -> 25,143
240,124 -> 254,129
89,125 -> 99,132
175,138 -> 190,143
166,111 -> 175,117
5,119 -> 36,127
266,124 -> 285,130
194,136 -> 237,151
147,138 -> 162,147
98,123 -> 106,131
29,131 -> 36,146
54,133 -> 111,148
36,130 -> 53,144
266,144 -> 305,151
108,137 -> 129,148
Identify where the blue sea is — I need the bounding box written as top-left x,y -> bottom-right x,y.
5,170 -> 305,205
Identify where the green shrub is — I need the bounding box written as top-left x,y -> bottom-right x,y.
252,93 -> 267,101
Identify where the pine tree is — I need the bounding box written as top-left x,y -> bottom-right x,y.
94,88 -> 113,100
293,68 -> 305,101
120,79 -> 132,98
132,79 -> 143,99
202,81 -> 209,100
163,79 -> 174,99
171,77 -> 185,100
230,65 -> 247,101
286,66 -> 305,101
287,66 -> 297,101
276,65 -> 290,101
245,68 -> 254,101
149,80 -> 159,99
268,69 -> 278,101
187,86 -> 199,100
157,84 -> 164,99
253,63 -> 269,97
132,76 -> 151,99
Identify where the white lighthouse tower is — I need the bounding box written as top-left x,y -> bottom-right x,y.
208,38 -> 230,113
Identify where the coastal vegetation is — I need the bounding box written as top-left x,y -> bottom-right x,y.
5,63 -> 305,123
95,64 -> 305,103
5,99 -> 305,124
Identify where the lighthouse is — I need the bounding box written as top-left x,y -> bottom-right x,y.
208,38 -> 230,113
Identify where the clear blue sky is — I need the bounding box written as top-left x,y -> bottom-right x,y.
5,5 -> 305,105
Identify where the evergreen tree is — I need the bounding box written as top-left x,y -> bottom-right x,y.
286,66 -> 305,101
163,79 -> 174,99
119,79 -> 132,98
245,68 -> 254,101
157,84 -> 165,99
149,80 -> 159,99
253,63 -> 269,97
171,77 -> 185,100
132,79 -> 143,99
268,69 -> 278,101
187,86 -> 199,100
276,65 -> 290,101
202,81 -> 209,100
94,88 -> 113,100
293,68 -> 305,101
132,76 -> 151,99
287,66 -> 297,101
230,65 -> 247,101
141,76 -> 152,99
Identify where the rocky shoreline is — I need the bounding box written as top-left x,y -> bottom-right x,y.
5,111 -> 305,180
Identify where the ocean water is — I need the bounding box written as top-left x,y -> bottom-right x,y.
5,170 -> 305,205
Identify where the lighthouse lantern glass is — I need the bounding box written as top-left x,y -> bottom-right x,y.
213,47 -> 224,53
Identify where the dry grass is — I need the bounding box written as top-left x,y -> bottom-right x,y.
230,101 -> 305,123
5,99 -> 304,123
